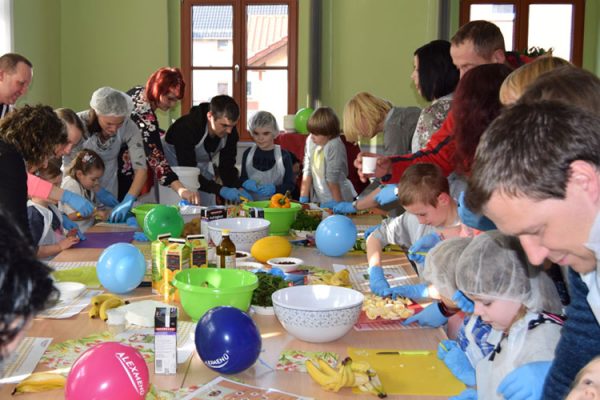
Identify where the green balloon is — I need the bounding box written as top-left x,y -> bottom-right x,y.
294,107 -> 314,134
143,205 -> 184,240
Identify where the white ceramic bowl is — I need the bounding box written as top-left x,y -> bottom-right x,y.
272,285 -> 364,343
54,282 -> 86,302
207,218 -> 270,252
267,257 -> 304,273
235,250 -> 252,262
236,261 -> 265,271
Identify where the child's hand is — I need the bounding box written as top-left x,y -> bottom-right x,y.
180,189 -> 200,205
59,236 -> 80,251
368,266 -> 390,296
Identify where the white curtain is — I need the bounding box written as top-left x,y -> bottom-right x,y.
0,0 -> 12,55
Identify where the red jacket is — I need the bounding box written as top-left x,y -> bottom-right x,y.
385,111 -> 455,183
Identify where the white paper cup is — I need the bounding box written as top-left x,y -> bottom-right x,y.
362,156 -> 377,174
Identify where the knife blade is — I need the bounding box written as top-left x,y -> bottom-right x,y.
376,351 -> 432,356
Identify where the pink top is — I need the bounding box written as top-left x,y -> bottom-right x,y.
27,172 -> 53,199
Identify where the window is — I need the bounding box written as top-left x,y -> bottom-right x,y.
460,0 -> 584,66
0,0 -> 13,55
181,0 -> 298,140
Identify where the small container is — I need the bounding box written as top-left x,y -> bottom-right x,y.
267,257 -> 304,273
54,282 -> 86,302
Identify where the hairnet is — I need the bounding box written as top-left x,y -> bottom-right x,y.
423,236 -> 472,299
248,111 -> 280,138
90,87 -> 133,117
455,230 -> 562,313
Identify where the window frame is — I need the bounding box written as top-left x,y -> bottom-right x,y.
459,0 -> 585,66
181,0 -> 298,140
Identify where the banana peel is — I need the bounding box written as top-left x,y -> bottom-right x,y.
12,372 -> 66,395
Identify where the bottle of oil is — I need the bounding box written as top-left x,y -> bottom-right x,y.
216,229 -> 236,269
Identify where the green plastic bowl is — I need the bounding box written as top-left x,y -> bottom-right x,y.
172,268 -> 258,321
242,201 -> 301,235
131,204 -> 160,227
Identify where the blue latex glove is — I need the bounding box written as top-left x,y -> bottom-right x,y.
133,231 -> 149,242
381,283 -> 429,300
257,184 -> 276,197
239,188 -> 254,201
299,196 -> 309,203
364,224 -> 379,241
95,187 -> 119,207
109,194 -> 136,223
125,216 -> 139,227
497,361 -> 551,400
452,290 -> 475,313
241,179 -> 259,192
61,214 -> 86,241
403,302 -> 448,327
450,389 -> 478,400
374,184 -> 398,206
320,200 -> 338,209
61,190 -> 94,217
408,232 -> 442,264
333,202 -> 356,214
368,266 -> 390,296
438,340 -> 476,386
458,191 -> 497,231
220,187 -> 242,202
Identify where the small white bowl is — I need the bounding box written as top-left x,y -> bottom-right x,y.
54,282 -> 86,302
236,261 -> 264,271
272,285 -> 364,343
267,257 -> 304,273
235,250 -> 252,262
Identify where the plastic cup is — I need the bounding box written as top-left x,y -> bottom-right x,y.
362,156 -> 377,174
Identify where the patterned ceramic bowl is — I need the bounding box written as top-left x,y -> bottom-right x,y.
207,218 -> 270,252
271,285 -> 364,343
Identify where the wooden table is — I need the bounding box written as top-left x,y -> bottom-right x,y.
0,219 -> 449,399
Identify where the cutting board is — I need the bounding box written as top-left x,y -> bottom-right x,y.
348,347 -> 466,396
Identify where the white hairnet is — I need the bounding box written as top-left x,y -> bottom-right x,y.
248,111 -> 280,138
423,237 -> 472,299
455,230 -> 562,313
90,87 -> 133,117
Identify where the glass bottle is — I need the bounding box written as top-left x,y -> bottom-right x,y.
216,229 -> 236,269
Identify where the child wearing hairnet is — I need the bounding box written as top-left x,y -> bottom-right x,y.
240,111 -> 296,200
420,237 -> 494,389
566,356 -> 600,400
453,231 -> 564,400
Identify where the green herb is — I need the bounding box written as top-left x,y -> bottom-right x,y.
251,272 -> 289,307
291,211 -> 321,231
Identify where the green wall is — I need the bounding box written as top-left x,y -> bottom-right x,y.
10,0 -> 600,115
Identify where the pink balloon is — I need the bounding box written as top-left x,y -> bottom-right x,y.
65,342 -> 149,400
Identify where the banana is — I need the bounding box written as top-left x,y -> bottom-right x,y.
317,358 -> 338,378
305,359 -> 342,392
350,360 -> 372,374
91,293 -> 119,307
99,297 -> 125,321
339,357 -> 355,389
358,372 -> 387,398
88,304 -> 100,319
12,372 -> 66,394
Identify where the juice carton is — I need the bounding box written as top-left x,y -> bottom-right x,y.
162,238 -> 190,302
151,234 -> 171,294
154,307 -> 177,375
187,234 -> 208,268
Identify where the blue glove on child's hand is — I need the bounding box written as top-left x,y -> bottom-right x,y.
452,290 -> 475,313
497,361 -> 551,400
320,201 -> 338,209
438,339 -> 476,386
109,194 -> 136,223
133,231 -> 149,242
458,191 -> 497,231
374,184 -> 398,206
125,216 -> 139,227
333,202 -> 357,214
61,214 -> 86,241
299,196 -> 309,203
408,232 -> 442,264
257,184 -> 276,197
368,266 -> 390,296
403,302 -> 448,327
450,389 -> 478,400
239,188 -> 254,201
381,283 -> 429,300
95,187 -> 119,207
220,187 -> 243,202
363,225 -> 379,241
242,179 -> 259,192
61,190 -> 94,217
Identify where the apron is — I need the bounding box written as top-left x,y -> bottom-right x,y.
245,144 -> 285,201
464,316 -> 488,366
81,133 -> 122,197
581,271 -> 600,324
310,143 -> 356,203
27,201 -> 62,261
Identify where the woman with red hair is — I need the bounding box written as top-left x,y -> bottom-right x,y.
124,67 -> 200,204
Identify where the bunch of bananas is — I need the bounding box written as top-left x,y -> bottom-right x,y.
305,356 -> 386,398
12,371 -> 66,395
308,269 -> 351,287
88,293 -> 128,321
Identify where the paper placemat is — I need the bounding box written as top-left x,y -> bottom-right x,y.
341,264 -> 420,293
0,337 -> 53,384
48,259 -> 152,281
181,376 -> 312,400
38,289 -> 103,319
276,350 -> 339,372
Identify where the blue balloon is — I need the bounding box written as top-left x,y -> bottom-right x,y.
97,243 -> 146,294
315,215 -> 357,257
195,306 -> 261,374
